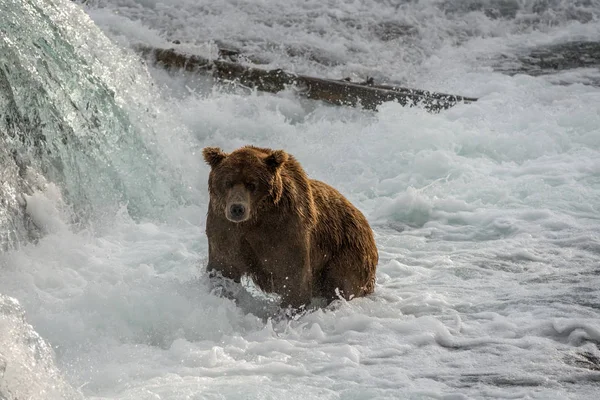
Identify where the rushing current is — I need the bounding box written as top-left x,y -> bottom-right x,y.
1,0 -> 599,399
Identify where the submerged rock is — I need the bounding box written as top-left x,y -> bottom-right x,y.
494,41 -> 600,84
566,351 -> 600,372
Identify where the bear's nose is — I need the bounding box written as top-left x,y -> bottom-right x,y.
229,204 -> 246,219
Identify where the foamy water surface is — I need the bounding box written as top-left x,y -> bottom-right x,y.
1,0 -> 600,399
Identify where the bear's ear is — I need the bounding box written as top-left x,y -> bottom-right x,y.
203,147 -> 227,168
264,150 -> 288,170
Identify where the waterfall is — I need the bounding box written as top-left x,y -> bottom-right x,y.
0,0 -> 193,251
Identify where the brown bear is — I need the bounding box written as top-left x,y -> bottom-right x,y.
202,145 -> 378,309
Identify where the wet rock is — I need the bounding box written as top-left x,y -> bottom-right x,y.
493,41 -> 600,86
138,45 -> 477,113
371,21 -> 416,41
565,351 -> 600,372
442,0 -> 520,19
517,42 -> 600,73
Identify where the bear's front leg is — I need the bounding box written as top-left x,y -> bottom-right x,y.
278,251 -> 313,310
206,238 -> 245,282
249,233 -> 313,310
205,239 -> 243,301
280,276 -> 312,310
205,214 -> 253,302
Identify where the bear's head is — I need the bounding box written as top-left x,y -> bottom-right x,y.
202,146 -> 288,223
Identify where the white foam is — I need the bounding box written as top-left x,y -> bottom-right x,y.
0,295 -> 82,400
1,0 -> 600,399
23,182 -> 70,235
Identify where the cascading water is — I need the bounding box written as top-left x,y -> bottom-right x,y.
0,0 -> 199,252
0,0 -> 204,397
1,0 -> 600,399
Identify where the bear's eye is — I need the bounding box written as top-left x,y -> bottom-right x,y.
246,182 -> 256,192
225,180 -> 234,189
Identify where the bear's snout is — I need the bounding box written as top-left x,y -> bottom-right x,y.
225,184 -> 251,222
228,203 -> 247,222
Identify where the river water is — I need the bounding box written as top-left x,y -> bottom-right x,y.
1,0 -> 599,399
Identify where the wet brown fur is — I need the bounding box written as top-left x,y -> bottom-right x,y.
203,145 -> 378,309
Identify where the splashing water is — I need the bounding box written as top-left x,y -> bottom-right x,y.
0,294 -> 83,400
1,0 -> 600,399
0,0 -> 202,250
